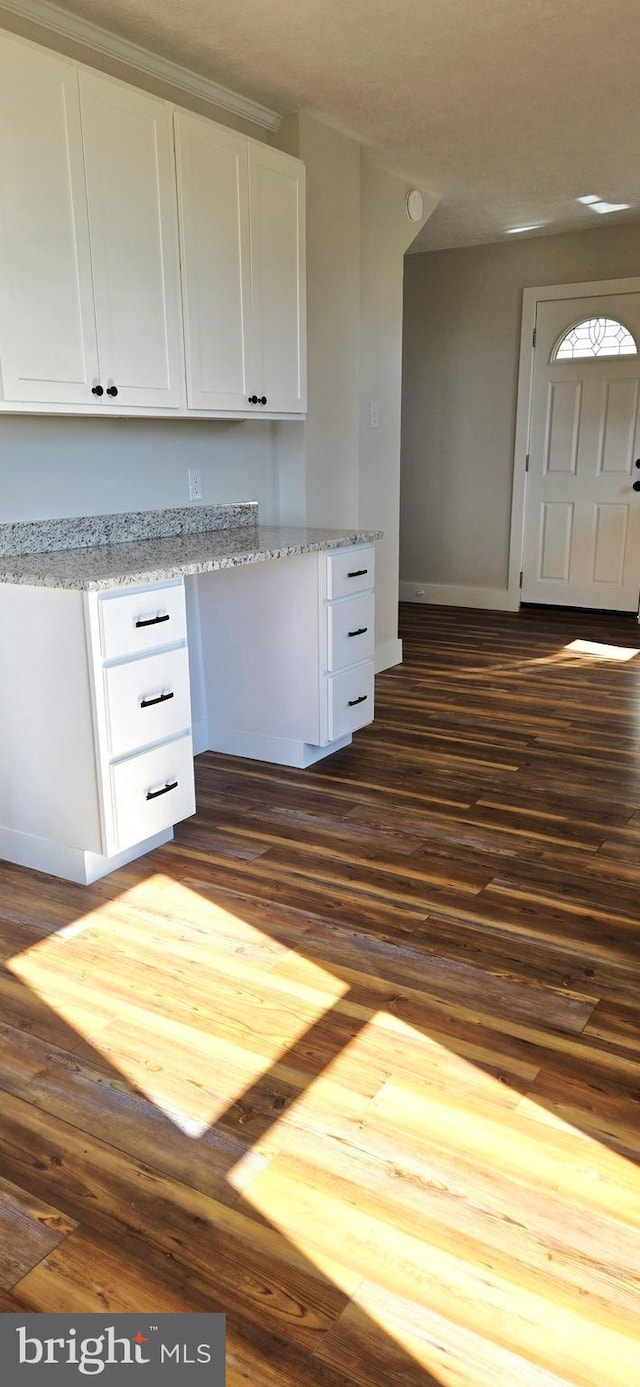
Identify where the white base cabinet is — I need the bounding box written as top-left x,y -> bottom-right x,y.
0,580 -> 195,884
0,545 -> 374,883
197,544 -> 375,768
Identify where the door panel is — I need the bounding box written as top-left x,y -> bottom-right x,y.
599,380 -> 638,474
79,72 -> 184,409
540,503 -> 573,581
174,113 -> 254,411
0,35 -> 99,404
522,292 -> 640,610
249,144 -> 307,414
545,382 -> 581,474
592,505 -> 627,584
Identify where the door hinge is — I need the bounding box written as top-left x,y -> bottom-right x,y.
525,453 -> 529,472
519,570 -> 523,589
532,327 -> 537,348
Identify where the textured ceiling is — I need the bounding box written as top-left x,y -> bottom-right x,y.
33,0 -> 640,249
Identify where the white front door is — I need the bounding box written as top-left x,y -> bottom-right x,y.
522,292 -> 640,611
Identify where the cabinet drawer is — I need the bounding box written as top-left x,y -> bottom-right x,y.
326,546 -> 375,601
327,662 -> 375,741
327,593 -> 374,673
98,583 -> 187,660
110,733 -> 195,852
104,647 -> 191,758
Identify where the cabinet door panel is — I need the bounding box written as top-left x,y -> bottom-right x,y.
175,113 -> 254,410
249,144 -> 307,414
79,73 -> 184,408
0,35 -> 99,404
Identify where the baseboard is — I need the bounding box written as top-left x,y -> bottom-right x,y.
0,823 -> 173,884
375,637 -> 403,672
399,582 -> 516,612
207,727 -> 353,768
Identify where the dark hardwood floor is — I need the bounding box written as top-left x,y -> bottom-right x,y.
1,603 -> 640,1386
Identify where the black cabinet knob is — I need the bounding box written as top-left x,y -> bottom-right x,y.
91,385 -> 104,397
248,394 -> 258,404
106,385 -> 118,397
259,395 -> 267,405
635,459 -> 640,468
633,480 -> 640,492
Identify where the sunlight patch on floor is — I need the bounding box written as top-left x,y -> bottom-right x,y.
563,638 -> 640,661
7,873 -> 347,1139
229,1013 -> 640,1387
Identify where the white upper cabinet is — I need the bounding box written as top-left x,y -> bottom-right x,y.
79,73 -> 184,409
0,29 -> 306,418
175,113 -> 306,415
174,113 -> 254,411
0,37 -> 99,405
248,143 -> 307,415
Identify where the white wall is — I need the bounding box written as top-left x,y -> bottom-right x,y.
277,114 -> 437,666
400,224 -> 640,609
359,158 -> 435,668
0,415 -> 280,523
277,116 -> 361,530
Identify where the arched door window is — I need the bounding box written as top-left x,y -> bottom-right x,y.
552,317 -> 638,360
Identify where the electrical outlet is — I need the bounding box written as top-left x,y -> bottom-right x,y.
369,400 -> 379,429
188,468 -> 203,504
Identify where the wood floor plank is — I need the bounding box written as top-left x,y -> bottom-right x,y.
235,1150 -> 639,1387
317,1281 -> 580,1387
0,1172 -> 76,1289
1,603 -> 640,1387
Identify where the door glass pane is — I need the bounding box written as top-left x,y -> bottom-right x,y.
553,317 -> 637,360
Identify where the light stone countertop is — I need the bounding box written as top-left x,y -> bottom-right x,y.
0,523 -> 382,591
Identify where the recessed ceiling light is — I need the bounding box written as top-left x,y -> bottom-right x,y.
577,194 -> 631,214
506,224 -> 542,234
591,200 -> 630,214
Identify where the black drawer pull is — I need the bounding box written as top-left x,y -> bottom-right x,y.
348,694 -> 368,707
347,568 -> 368,578
135,613 -> 170,629
140,690 -> 174,709
146,780 -> 178,801
347,627 -> 368,638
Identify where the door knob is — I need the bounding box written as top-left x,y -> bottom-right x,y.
633,480 -> 640,491
91,385 -> 104,397
248,395 -> 258,404
259,395 -> 267,405
106,385 -> 118,397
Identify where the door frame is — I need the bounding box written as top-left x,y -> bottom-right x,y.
508,275 -> 640,608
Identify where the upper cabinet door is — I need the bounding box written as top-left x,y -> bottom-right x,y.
174,113 -> 254,411
79,73 -> 185,409
0,36 -> 99,405
248,145 -> 307,415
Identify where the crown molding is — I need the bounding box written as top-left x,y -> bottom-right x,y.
0,0 -> 282,130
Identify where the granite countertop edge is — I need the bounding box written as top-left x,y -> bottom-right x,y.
0,525 -> 383,592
